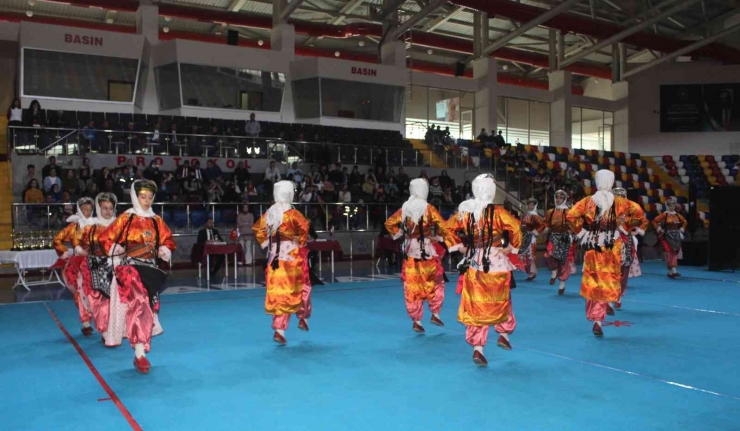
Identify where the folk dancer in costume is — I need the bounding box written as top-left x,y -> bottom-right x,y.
384,179 -> 457,333
444,174 -> 522,366
253,180 -> 312,345
566,170 -> 633,337
521,197 -> 544,281
652,198 -> 688,279
611,187 -> 649,310
100,180 -> 176,374
544,190 -> 576,295
54,197 -> 96,336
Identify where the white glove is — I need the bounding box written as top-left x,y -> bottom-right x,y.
74,245 -> 88,257
576,230 -> 588,240
61,250 -> 73,260
679,232 -> 685,241
158,246 -> 172,262
531,236 -> 537,245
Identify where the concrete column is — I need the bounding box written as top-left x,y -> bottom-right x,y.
135,5 -> 159,114
380,41 -> 406,67
136,5 -> 159,45
473,57 -> 498,136
270,24 -> 295,57
612,81 -> 629,153
549,70 -> 572,148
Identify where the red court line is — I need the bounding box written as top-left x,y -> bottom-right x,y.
44,303 -> 142,431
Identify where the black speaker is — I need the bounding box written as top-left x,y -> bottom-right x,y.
708,186 -> 740,271
688,182 -> 697,233
454,62 -> 465,77
227,29 -> 239,46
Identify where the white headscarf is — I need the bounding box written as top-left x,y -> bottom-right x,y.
266,180 -> 294,232
458,174 -> 496,222
592,170 -> 615,218
665,198 -> 677,215
554,191 -> 569,210
526,198 -> 539,215
93,192 -> 118,227
401,178 -> 429,227
66,197 -> 95,229
125,180 -> 156,218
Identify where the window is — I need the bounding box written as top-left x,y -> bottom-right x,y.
292,78 -> 320,119
155,63 -> 182,111
178,64 -> 285,112
571,107 -> 613,150
320,78 -> 405,122
496,97 -> 550,145
23,48 -> 139,101
404,85 -> 475,140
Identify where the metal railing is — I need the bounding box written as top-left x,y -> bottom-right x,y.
11,201 -> 465,235
7,125 -> 514,170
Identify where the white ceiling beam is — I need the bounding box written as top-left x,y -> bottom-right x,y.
423,5 -> 465,32
228,0 -> 247,12
331,0 -> 366,25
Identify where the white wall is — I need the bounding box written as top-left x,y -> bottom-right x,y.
628,62 -> 740,157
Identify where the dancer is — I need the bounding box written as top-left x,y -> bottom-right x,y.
611,188 -> 648,310
100,180 -> 176,373
444,174 -> 521,366
521,197 -> 544,281
54,197 -> 96,336
253,180 -> 311,345
566,170 -> 633,337
652,198 -> 688,279
385,178 -> 456,333
544,190 -> 576,295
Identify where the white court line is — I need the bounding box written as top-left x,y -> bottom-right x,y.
622,299 -> 740,317
514,345 -> 740,401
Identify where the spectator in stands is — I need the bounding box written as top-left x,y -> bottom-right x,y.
322,174 -> 335,198
300,185 -> 314,204
339,184 -> 351,203
286,162 -> 303,184
23,179 -> 43,203
25,100 -> 43,127
442,126 -> 454,145
191,160 -> 204,181
263,161 -> 281,201
42,156 -> 57,179
189,124 -> 202,156
494,130 -> 506,148
7,98 -> 22,130
233,161 -> 251,188
205,160 -> 222,182
477,128 -> 489,143
462,181 -> 473,200
151,117 -> 163,146
438,170 -> 454,189
22,164 -> 36,188
183,171 -> 204,202
176,160 -> 191,182
47,184 -> 61,202
207,179 -> 224,203
82,182 -> 97,200
143,161 -> 161,184
443,187 -> 455,205
95,120 -> 110,153
222,182 -> 241,203
198,217 -> 225,276
385,177 -> 399,195
396,167 -> 410,190
82,120 -> 95,152
208,124 -> 221,150
419,169 -> 429,181
429,177 -> 444,206
169,123 -> 181,152
374,148 -> 387,173
124,122 -> 142,154
155,178 -> 170,202
329,163 -> 343,184
246,180 -> 258,200
78,157 -> 92,177
78,168 -> 93,191
245,113 -> 260,137
43,167 -> 61,193
349,166 -> 362,187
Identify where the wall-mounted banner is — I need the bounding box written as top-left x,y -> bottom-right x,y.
660,83 -> 740,133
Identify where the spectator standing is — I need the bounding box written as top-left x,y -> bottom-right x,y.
245,113 -> 261,137
42,156 -> 58,179
237,204 -> 254,265
22,164 -> 37,189
494,130 -> 506,148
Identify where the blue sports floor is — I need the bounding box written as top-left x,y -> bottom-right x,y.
1,260 -> 739,430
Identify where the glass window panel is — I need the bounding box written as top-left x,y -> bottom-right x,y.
292,78 -> 320,119
529,101 -> 549,146
320,78 -> 405,122
507,98 -> 529,144
460,91 -> 475,140
580,108 -> 604,150
428,87 -> 462,139
571,107 -> 582,149
405,85 -> 429,139
23,49 -> 138,101
179,64 -> 285,112
496,96 -> 507,142
155,63 -> 181,111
